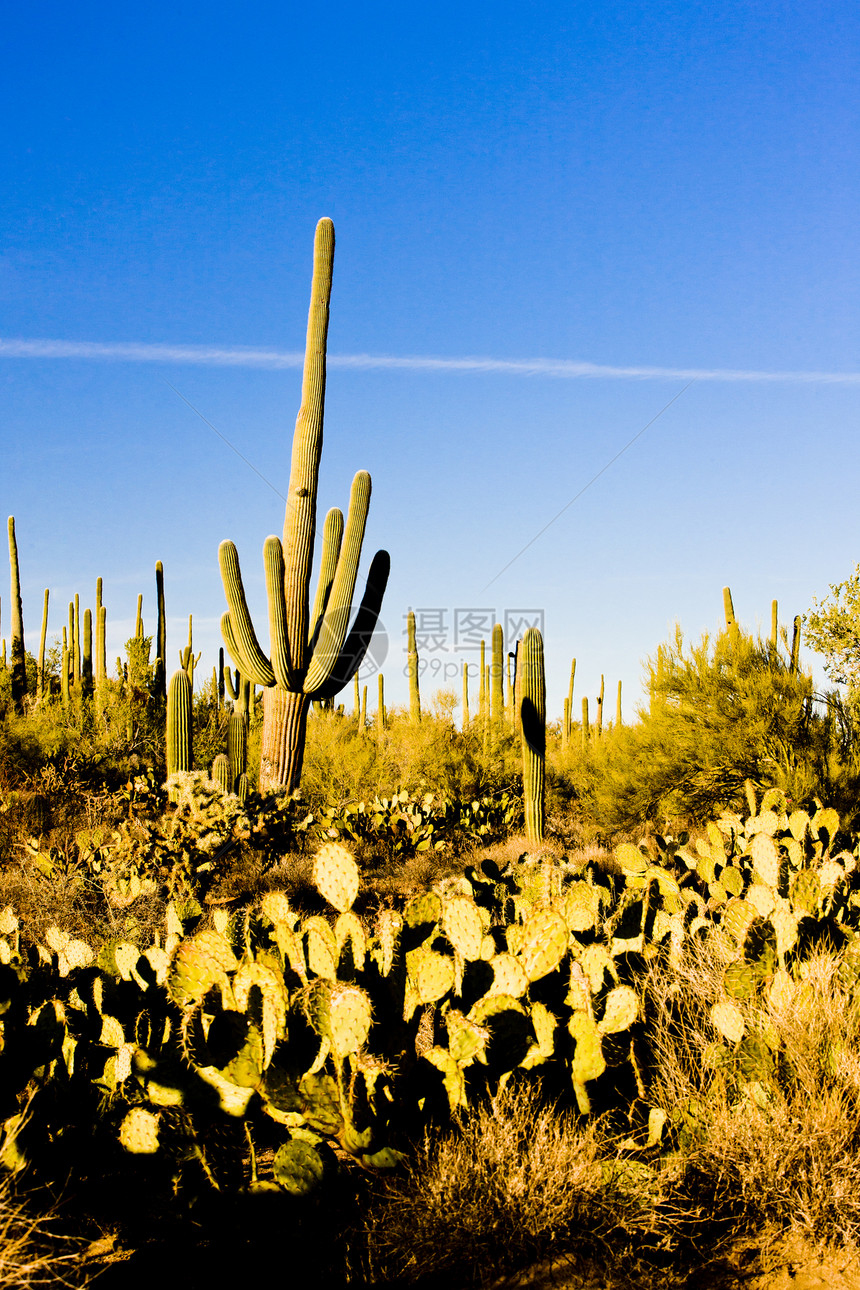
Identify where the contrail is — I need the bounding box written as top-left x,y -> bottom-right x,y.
2,336 -> 860,384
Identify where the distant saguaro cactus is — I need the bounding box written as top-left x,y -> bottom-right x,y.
167,669 -> 193,797
519,627 -> 546,845
7,518 -> 25,712
407,611 -> 421,723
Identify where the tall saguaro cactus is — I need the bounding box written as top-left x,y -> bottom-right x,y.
219,219 -> 389,790
519,627 -> 546,845
7,518 -> 26,712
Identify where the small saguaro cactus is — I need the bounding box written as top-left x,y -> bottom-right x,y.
566,657 -> 576,739
154,561 -> 167,700
462,660 -> 470,728
596,674 -> 605,736
36,589 -> 49,705
581,696 -> 589,749
491,623 -> 505,739
7,518 -> 25,712
167,669 -> 193,795
82,608 -> 93,698
407,611 -> 421,723
218,219 -> 390,791
723,586 -> 736,629
519,627 -> 546,844
228,709 -> 247,789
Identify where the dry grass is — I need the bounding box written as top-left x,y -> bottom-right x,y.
363,1080 -> 662,1287
645,942 -> 860,1264
0,1118 -> 87,1287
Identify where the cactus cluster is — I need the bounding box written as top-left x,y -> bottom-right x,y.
4,779 -> 860,1200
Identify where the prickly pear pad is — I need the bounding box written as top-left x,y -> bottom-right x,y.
313,842 -> 360,913
519,907 -> 568,981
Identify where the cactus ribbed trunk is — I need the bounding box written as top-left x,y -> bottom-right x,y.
167,669 -> 193,800
519,628 -> 545,845
581,696 -> 589,749
228,710 -> 248,790
260,687 -> 311,791
462,661 -> 470,729
596,674 -> 604,736
616,679 -> 623,729
7,519 -> 25,712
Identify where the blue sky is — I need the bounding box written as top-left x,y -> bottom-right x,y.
2,1 -> 858,719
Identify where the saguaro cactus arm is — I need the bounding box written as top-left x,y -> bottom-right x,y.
310,508 -> 345,643
303,471 -> 371,694
219,543 -> 277,686
313,550 -> 390,700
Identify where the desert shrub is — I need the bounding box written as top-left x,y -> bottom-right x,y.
364,1080 -> 657,1287
646,943 -> 860,1256
300,704 -> 521,812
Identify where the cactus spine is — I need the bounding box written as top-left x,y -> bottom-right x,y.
219,220 -> 389,790
519,627 -> 545,844
407,610 -> 421,722
7,519 -> 25,712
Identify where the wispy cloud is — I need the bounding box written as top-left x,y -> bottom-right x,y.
2,336 -> 860,383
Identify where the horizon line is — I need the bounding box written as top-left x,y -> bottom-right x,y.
2,336 -> 860,384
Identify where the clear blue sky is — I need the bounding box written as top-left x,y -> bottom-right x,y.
2,1 -> 858,720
